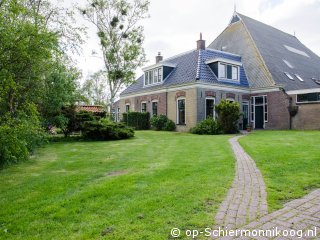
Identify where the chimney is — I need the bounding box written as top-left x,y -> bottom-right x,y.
196,33 -> 206,50
156,52 -> 163,63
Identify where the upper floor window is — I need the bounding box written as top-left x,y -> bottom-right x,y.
218,63 -> 239,81
144,67 -> 162,86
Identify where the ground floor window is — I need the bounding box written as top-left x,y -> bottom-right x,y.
141,102 -> 147,113
152,101 -> 158,116
177,98 -> 186,125
125,104 -> 130,113
297,92 -> 320,103
242,101 -> 249,129
117,107 -> 120,122
205,98 -> 215,119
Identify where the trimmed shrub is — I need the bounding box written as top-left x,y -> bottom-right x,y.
122,112 -> 150,130
215,99 -> 241,134
164,119 -> 176,131
190,117 -> 221,135
82,119 -> 134,141
150,115 -> 176,131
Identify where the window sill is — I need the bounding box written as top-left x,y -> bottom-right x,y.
176,124 -> 186,126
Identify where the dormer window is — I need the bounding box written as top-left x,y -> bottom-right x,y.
206,57 -> 241,82
218,63 -> 239,81
143,62 -> 175,87
144,67 -> 163,86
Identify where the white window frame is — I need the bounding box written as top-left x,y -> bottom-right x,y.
125,103 -> 130,113
296,92 -> 320,104
226,98 -> 235,103
176,97 -> 186,125
151,100 -> 158,116
144,67 -> 164,87
144,72 -> 149,85
250,95 -> 268,129
140,101 -> 147,113
205,97 -> 215,119
218,62 -> 240,82
219,63 -> 226,79
242,101 -> 249,120
117,107 -> 120,122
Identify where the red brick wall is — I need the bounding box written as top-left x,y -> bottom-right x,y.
292,96 -> 320,130
124,92 -> 167,115
251,91 -> 290,130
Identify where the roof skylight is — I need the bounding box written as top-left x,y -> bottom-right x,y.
282,59 -> 294,68
284,45 -> 310,58
284,72 -> 294,80
295,74 -> 304,82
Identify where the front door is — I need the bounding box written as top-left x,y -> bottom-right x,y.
255,106 -> 264,129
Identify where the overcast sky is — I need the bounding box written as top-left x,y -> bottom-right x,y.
73,0 -> 320,81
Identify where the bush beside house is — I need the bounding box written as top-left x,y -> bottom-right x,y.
150,115 -> 176,131
216,100 -> 241,134
191,100 -> 240,135
190,118 -> 221,135
122,112 -> 150,130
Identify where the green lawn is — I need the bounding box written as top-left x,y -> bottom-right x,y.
0,131 -> 235,240
239,130 -> 320,212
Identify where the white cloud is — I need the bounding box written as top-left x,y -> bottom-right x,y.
64,0 -> 320,80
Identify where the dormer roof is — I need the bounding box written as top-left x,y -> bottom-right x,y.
121,48 -> 249,96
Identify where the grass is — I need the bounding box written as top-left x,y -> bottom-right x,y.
0,131 -> 235,240
239,130 -> 320,212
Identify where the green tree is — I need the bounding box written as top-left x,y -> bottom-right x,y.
81,70 -> 109,106
40,59 -> 82,127
0,0 -> 84,165
0,0 -> 58,116
215,100 -> 241,134
81,0 -> 149,110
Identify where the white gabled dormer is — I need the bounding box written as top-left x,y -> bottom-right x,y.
206,57 -> 242,82
143,52 -> 176,87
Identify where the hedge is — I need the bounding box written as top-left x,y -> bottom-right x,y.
122,112 -> 150,130
82,119 -> 134,141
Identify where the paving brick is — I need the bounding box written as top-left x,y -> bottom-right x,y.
212,135 -> 320,240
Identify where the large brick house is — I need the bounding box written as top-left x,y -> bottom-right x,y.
115,12 -> 320,131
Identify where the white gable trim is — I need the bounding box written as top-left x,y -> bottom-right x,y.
142,63 -> 176,71
205,57 -> 242,66
287,88 -> 320,95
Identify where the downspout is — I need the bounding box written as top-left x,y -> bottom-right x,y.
166,90 -> 168,116
280,87 -> 297,130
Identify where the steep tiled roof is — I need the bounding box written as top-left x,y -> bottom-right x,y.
121,49 -> 249,96
230,13 -> 320,91
76,105 -> 105,113
209,13 -> 320,91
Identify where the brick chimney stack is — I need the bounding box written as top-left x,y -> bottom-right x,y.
196,33 -> 206,50
156,52 -> 163,63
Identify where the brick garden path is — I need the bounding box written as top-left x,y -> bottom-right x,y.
214,136 -> 268,229
213,135 -> 320,239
